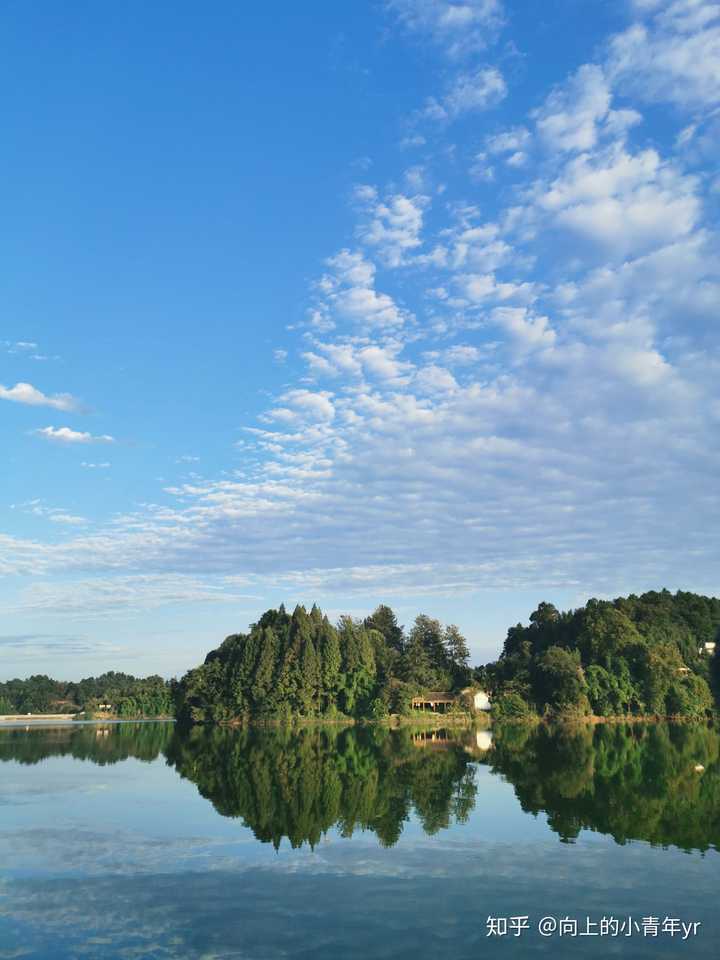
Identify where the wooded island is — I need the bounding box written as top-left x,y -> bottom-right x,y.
174,589 -> 720,724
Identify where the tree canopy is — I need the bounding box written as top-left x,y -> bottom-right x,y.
484,589 -> 720,720
0,672 -> 174,719
173,603 -> 474,724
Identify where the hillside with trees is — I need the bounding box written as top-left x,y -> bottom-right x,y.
483,590 -> 720,720
0,672 -> 174,718
173,603 -> 472,724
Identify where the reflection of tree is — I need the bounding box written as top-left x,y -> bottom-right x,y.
0,722 -> 174,766
164,724 -> 477,849
490,722 -> 720,852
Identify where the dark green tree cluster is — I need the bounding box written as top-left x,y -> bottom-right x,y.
174,603 -> 473,724
485,590 -> 720,719
0,671 -> 174,718
489,721 -> 720,852
165,723 -> 477,848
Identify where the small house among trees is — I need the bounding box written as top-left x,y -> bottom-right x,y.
411,692 -> 456,713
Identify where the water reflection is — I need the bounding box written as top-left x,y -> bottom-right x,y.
0,720 -> 174,765
2,719 -> 718,854
489,721 -> 720,852
165,724 -> 480,848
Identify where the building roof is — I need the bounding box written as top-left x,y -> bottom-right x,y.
412,692 -> 456,703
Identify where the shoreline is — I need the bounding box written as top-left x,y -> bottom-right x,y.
496,712 -> 718,726
213,712 -> 486,729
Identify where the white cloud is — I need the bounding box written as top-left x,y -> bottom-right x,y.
318,250 -> 410,329
468,152 -> 495,181
387,0 -> 505,57
357,192 -> 429,266
441,345 -> 482,365
34,426 -> 115,444
272,389 -> 336,422
13,499 -> 88,526
460,273 -> 537,304
414,364 -> 459,393
534,65 -> 612,152
0,381 -> 78,411
492,307 -> 557,353
537,145 -> 700,256
422,67 -> 507,120
486,126 -> 531,155
450,222 -> 514,271
609,1 -> 720,107
358,344 -> 412,381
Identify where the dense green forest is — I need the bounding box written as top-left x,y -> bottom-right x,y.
0,671 -> 174,718
173,603 -> 473,724
484,590 -> 720,720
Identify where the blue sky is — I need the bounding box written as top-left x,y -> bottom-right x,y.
1,0 -> 718,679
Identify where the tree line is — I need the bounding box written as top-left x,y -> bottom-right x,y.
4,589 -> 719,724
0,671 -> 174,719
483,589 -> 720,720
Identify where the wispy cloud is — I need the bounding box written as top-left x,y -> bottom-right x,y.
33,426 -> 114,444
387,0 -> 505,57
0,382 -> 79,412
420,67 -> 507,121
0,633 -> 125,659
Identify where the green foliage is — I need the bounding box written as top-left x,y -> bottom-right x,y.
483,590 -> 719,719
492,691 -> 536,721
0,672 -> 174,718
443,624 -> 472,687
364,604 -> 405,653
174,603 -> 476,724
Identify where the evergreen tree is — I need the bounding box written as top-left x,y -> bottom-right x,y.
319,617 -> 342,714
444,624 -> 472,687
364,605 -> 405,653
251,626 -> 279,714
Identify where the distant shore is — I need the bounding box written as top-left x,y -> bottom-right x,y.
0,713 -> 174,725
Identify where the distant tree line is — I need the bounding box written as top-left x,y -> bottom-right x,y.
174,604 -> 472,724
0,671 -> 174,719
483,590 -> 720,720
5,589 -> 719,725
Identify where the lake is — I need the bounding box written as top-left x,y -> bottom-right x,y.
1,720 -> 718,959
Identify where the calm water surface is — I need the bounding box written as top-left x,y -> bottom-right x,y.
1,720 -> 718,959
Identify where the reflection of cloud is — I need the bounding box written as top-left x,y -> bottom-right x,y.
1,838 -> 718,959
